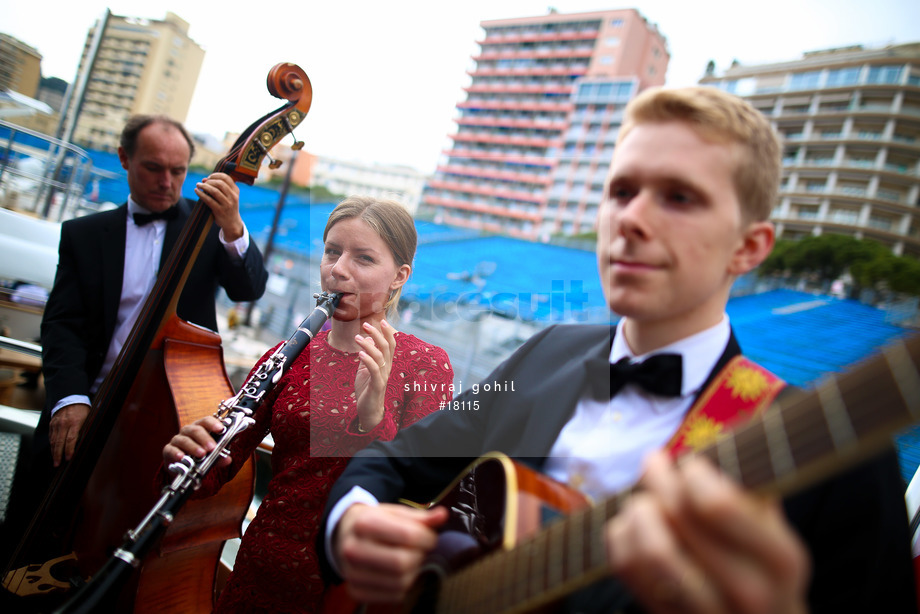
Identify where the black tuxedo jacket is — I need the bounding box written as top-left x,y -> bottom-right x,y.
321,324 -> 916,612
36,198 -> 267,451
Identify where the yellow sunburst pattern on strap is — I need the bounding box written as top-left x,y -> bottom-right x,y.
667,356 -> 786,456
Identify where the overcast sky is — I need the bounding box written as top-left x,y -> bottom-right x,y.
5,1 -> 919,173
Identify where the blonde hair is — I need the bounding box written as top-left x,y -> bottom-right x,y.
323,196 -> 417,317
618,86 -> 781,222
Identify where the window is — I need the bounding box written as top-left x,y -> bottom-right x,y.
797,206 -> 819,220
825,67 -> 860,88
575,80 -> 635,103
805,181 -> 826,193
866,65 -> 903,85
868,216 -> 894,231
789,71 -> 821,90
830,209 -> 859,224
578,83 -> 597,98
734,78 -> 757,96
610,19 -> 623,27
605,37 -> 620,46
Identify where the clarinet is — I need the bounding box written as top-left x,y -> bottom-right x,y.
55,291 -> 342,614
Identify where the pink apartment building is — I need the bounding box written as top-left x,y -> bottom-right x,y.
420,8 -> 669,240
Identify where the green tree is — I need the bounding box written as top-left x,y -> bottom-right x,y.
758,234 -> 919,298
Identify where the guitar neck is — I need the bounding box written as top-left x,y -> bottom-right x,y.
709,333 -> 920,496
437,334 -> 920,614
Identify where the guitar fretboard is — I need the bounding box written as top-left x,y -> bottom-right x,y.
437,334 -> 920,614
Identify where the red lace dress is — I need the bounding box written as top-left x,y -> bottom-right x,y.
192,329 -> 453,613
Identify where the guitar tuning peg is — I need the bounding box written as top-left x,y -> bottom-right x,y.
269,159 -> 283,170
291,141 -> 304,151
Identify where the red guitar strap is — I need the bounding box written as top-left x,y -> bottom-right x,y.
666,355 -> 786,457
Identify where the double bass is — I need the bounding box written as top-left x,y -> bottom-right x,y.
2,62 -> 313,612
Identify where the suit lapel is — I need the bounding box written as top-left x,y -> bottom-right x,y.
519,326 -> 614,460
101,206 -> 128,342
160,198 -> 193,270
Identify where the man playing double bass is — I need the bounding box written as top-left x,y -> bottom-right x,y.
2,115 -> 268,564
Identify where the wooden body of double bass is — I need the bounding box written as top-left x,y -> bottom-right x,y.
74,317 -> 253,612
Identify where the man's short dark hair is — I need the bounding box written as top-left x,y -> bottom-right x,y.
119,114 -> 196,161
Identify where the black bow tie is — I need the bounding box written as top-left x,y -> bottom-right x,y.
133,206 -> 178,226
588,353 -> 683,399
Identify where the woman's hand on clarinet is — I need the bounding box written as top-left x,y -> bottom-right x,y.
353,319 -> 397,432
162,415 -> 232,468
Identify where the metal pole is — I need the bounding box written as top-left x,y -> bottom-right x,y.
58,8 -> 110,146
40,8 -> 110,218
245,149 -> 298,326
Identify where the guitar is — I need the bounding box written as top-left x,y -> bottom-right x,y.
323,332 -> 920,614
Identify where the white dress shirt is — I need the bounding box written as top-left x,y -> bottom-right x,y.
50,197 -> 250,416
542,316 -> 730,497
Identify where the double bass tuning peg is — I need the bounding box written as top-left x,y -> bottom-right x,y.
255,137 -> 284,169
286,127 -> 304,151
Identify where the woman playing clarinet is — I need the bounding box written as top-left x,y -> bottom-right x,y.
162,196 -> 454,613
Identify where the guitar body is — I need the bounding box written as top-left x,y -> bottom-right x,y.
322,453 -> 590,614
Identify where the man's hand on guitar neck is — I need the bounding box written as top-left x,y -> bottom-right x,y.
607,451 -> 810,614
335,503 -> 448,603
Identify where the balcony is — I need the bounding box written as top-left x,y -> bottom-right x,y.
450,132 -> 562,149
437,164 -> 552,185
473,48 -> 597,62
868,217 -> 896,232
456,116 -> 569,132
829,211 -> 860,225
464,83 -> 575,95
841,159 -> 877,170
837,185 -> 869,197
853,103 -> 896,115
876,188 -> 905,203
457,100 -> 574,113
883,162 -> 918,175
801,158 -> 836,167
422,194 -> 543,221
428,178 -> 545,204
478,29 -> 600,46
443,148 -> 557,167
795,209 -> 820,220
470,64 -> 591,78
